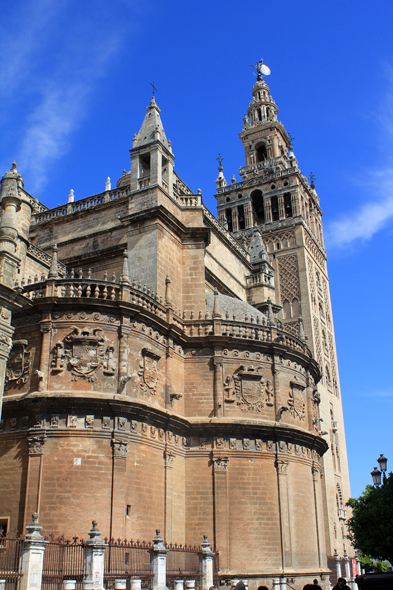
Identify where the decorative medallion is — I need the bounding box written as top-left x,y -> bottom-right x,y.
223,365 -> 274,412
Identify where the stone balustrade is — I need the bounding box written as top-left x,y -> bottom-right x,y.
246,271 -> 273,287
32,187 -> 129,224
20,278 -> 310,357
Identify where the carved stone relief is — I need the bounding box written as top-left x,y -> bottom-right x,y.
5,339 -> 31,387
213,457 -> 229,472
288,380 -> 306,421
28,435 -> 46,455
138,348 -> 161,394
51,327 -> 117,382
223,365 -> 274,412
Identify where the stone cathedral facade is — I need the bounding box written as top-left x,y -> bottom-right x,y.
0,67 -> 352,588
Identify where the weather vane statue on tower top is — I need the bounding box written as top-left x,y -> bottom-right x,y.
249,58 -> 271,81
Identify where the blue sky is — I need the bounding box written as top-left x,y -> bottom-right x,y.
1,0 -> 392,498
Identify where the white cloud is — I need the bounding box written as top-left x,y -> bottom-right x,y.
0,0 -> 130,193
325,66 -> 393,249
325,173 -> 393,248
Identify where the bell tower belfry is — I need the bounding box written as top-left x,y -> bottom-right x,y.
214,60 -> 352,568
130,96 -> 175,196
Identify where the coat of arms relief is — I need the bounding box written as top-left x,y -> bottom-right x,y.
287,380 -> 306,421
5,339 -> 31,387
51,327 -> 117,382
138,348 -> 161,394
223,365 -> 274,412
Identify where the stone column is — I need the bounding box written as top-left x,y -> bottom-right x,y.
244,203 -> 253,228
83,521 -> 107,590
275,460 -> 292,570
110,437 -> 128,540
150,530 -> 168,590
334,550 -> 341,580
312,464 -> 327,570
291,192 -> 299,217
38,318 -> 52,392
344,551 -> 350,581
19,513 -> 48,590
280,578 -> 287,590
164,452 -> 175,543
200,535 -> 214,590
213,361 -> 223,418
174,581 -> 184,590
24,435 -> 46,529
213,457 -> 229,571
264,198 -> 272,224
278,195 -> 285,220
231,207 -> 239,232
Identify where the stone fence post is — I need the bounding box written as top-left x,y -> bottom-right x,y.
83,521 -> 107,590
150,529 -> 168,590
19,513 -> 48,590
199,535 -> 214,590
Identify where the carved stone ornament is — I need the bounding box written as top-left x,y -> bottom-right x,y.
51,326 -> 117,382
5,339 -> 31,387
213,457 -> 229,472
28,435 -> 46,455
112,438 -> 128,458
288,381 -> 306,421
275,460 -> 289,475
223,365 -> 274,412
138,348 -> 161,394
164,451 -> 175,469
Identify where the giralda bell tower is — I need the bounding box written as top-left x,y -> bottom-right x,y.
214,60 -> 352,566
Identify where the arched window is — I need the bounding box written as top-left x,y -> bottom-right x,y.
237,205 -> 245,230
284,192 -> 293,218
251,190 -> 264,224
292,298 -> 300,317
255,143 -> 267,162
225,209 -> 233,232
283,300 -> 291,319
325,364 -> 331,387
271,196 -> 279,221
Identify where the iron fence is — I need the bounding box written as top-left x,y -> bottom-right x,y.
0,534 -> 24,590
104,539 -> 152,587
1,533 -> 217,590
42,537 -> 85,590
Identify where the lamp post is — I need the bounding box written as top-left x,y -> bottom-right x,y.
370,454 -> 388,486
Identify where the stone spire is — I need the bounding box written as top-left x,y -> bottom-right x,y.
215,154 -> 227,190
248,228 -> 271,266
246,77 -> 278,127
133,96 -> 169,150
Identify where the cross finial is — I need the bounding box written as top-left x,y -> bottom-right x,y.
217,153 -> 224,170
309,172 -> 316,189
150,81 -> 157,96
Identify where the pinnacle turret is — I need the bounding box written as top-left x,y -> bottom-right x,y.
133,96 -> 170,150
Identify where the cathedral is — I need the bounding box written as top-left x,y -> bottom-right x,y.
0,63 -> 352,588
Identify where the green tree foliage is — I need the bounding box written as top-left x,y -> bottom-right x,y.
346,474 -> 393,563
358,554 -> 389,573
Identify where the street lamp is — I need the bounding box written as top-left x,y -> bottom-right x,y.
377,454 -> 388,484
370,455 -> 388,486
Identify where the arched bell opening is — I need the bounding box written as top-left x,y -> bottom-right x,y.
251,189 -> 264,225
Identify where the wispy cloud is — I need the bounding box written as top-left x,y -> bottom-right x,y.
0,0 -> 131,193
325,172 -> 393,248
361,391 -> 393,398
325,66 -> 393,249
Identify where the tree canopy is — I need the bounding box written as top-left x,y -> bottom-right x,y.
346,473 -> 393,563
